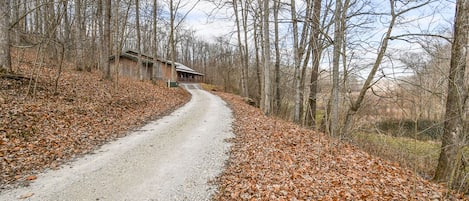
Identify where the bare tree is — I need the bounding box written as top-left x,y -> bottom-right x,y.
152,0 -> 161,80
291,0 -> 313,123
241,0 -> 250,98
103,0 -> 111,79
341,0 -> 433,135
253,1 -> 263,108
169,0 -> 176,82
273,0 -> 281,114
62,0 -> 71,54
291,0 -> 301,122
262,0 -> 271,115
330,0 -> 343,136
135,0 -> 143,81
434,0 -> 469,191
0,0 -> 11,73
233,0 -> 248,97
306,0 -> 322,128
75,0 -> 84,71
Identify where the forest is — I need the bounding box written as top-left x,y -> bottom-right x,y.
0,0 -> 468,196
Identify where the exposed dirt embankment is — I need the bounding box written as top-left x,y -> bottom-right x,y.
0,50 -> 190,189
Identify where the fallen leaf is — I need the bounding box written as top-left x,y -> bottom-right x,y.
26,175 -> 37,181
18,192 -> 34,199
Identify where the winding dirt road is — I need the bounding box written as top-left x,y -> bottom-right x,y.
0,84 -> 233,201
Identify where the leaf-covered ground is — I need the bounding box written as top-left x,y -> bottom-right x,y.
214,92 -> 464,200
0,51 -> 190,189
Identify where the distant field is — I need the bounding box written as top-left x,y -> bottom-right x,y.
351,132 -> 441,179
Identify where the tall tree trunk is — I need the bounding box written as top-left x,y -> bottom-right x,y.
97,0 -> 104,70
75,0 -> 84,71
306,0 -> 322,128
241,0 -> 249,97
135,0 -> 143,80
169,0 -> 176,82
254,4 -> 263,108
113,0 -> 120,80
152,0 -> 160,80
0,0 -> 11,73
233,0 -> 248,97
45,0 -> 57,62
339,0 -> 350,120
262,0 -> 271,115
254,20 -> 262,105
90,1 -> 98,70
330,0 -> 342,136
434,0 -> 469,189
13,0 -> 21,44
273,0 -> 281,114
22,1 -> 28,33
113,0 -> 131,85
291,0 -> 301,122
300,38 -> 313,124
292,0 -> 312,123
35,0 -> 41,33
63,1 -> 71,54
299,2 -> 314,125
103,0 -> 111,79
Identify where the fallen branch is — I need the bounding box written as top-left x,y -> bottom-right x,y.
0,73 -> 32,81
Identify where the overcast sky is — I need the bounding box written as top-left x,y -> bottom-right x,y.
181,1 -> 235,41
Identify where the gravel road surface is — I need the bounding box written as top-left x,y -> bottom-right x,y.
0,83 -> 233,201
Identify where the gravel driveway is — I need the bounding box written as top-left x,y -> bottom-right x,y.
0,83 -> 233,201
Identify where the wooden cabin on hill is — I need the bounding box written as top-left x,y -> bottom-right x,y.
110,50 -> 204,83
175,62 -> 205,82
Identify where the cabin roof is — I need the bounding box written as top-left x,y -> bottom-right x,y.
110,50 -> 203,76
175,63 -> 205,76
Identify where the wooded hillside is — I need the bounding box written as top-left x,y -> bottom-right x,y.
215,91 -> 465,200
0,48 -> 190,189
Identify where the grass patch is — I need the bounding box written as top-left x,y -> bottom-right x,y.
351,132 -> 441,179
376,119 -> 443,141
200,83 -> 221,92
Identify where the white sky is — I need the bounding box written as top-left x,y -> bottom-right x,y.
181,1 -> 235,41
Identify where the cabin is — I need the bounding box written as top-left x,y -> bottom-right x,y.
110,50 -> 203,82
175,62 -> 204,82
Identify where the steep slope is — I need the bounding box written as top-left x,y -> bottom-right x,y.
214,92 -> 463,200
0,49 -> 190,189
